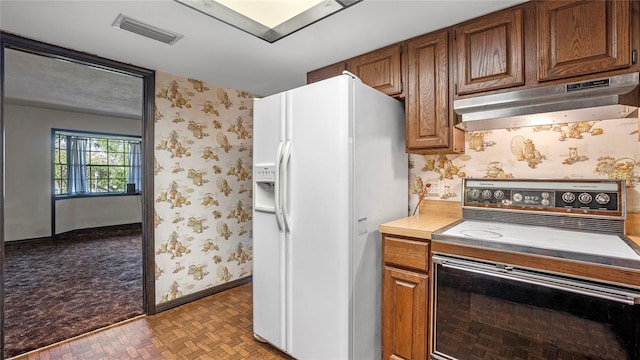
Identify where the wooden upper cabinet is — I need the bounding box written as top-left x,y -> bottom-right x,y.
406,30 -> 462,153
306,61 -> 346,84
346,44 -> 404,97
454,7 -> 525,95
537,0 -> 632,81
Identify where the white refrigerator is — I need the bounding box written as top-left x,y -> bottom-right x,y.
252,74 -> 407,359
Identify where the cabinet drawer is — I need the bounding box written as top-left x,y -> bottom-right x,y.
383,236 -> 429,272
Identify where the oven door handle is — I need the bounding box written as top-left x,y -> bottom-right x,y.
434,256 -> 640,305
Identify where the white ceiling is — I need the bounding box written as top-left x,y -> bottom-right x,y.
1,0 -> 527,102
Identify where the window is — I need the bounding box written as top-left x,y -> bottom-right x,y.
53,130 -> 141,196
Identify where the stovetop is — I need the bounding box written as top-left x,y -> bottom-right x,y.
435,220 -> 640,268
432,179 -> 640,270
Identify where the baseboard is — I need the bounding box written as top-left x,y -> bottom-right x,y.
154,276 -> 252,314
5,223 -> 143,244
56,222 -> 142,236
4,235 -> 53,245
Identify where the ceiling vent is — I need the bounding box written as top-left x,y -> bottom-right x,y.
112,14 -> 183,45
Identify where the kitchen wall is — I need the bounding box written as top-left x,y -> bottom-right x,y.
410,118 -> 640,213
153,72 -> 254,304
150,71 -> 638,304
3,103 -> 142,241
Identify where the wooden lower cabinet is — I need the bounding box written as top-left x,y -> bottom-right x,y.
382,266 -> 428,360
382,235 -> 430,360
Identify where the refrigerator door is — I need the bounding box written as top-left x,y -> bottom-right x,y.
351,79 -> 407,360
285,76 -> 352,359
252,93 -> 287,351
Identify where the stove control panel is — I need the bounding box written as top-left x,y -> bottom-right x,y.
462,179 -> 625,218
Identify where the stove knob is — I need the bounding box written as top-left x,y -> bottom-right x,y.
578,192 -> 593,204
493,190 -> 505,199
541,199 -> 550,206
469,189 -> 481,199
562,192 -> 576,203
481,189 -> 492,199
512,192 -> 523,202
595,193 -> 610,205
541,192 -> 550,199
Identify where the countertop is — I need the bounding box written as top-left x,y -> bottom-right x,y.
378,214 -> 460,239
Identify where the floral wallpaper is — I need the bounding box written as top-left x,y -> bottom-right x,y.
154,72 -> 254,304
409,118 -> 640,213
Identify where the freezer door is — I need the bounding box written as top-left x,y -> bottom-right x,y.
285,76 -> 352,359
252,94 -> 287,351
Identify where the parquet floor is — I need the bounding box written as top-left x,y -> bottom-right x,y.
10,283 -> 292,360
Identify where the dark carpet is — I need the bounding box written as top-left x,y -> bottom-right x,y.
3,224 -> 144,359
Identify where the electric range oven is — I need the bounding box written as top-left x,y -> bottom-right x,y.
431,179 -> 640,360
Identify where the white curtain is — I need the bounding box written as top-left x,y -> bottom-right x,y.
68,137 -> 88,194
128,141 -> 142,192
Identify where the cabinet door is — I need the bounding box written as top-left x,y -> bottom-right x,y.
346,44 -> 403,97
454,7 -> 524,95
537,0 -> 631,81
382,266 -> 428,360
306,61 -> 346,84
405,30 -> 453,151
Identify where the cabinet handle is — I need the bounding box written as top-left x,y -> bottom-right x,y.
633,49 -> 638,64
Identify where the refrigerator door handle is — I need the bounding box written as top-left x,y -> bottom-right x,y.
274,140 -> 285,231
282,140 -> 292,232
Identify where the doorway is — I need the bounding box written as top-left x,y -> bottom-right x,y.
0,32 -> 156,357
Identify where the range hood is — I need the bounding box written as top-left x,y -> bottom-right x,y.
454,72 -> 639,131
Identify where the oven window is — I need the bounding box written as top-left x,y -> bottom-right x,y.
433,262 -> 639,360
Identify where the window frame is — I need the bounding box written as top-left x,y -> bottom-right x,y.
52,129 -> 142,198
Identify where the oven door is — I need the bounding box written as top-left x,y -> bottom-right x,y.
432,255 -> 640,360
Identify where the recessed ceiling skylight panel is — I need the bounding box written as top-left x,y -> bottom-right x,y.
174,0 -> 363,43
